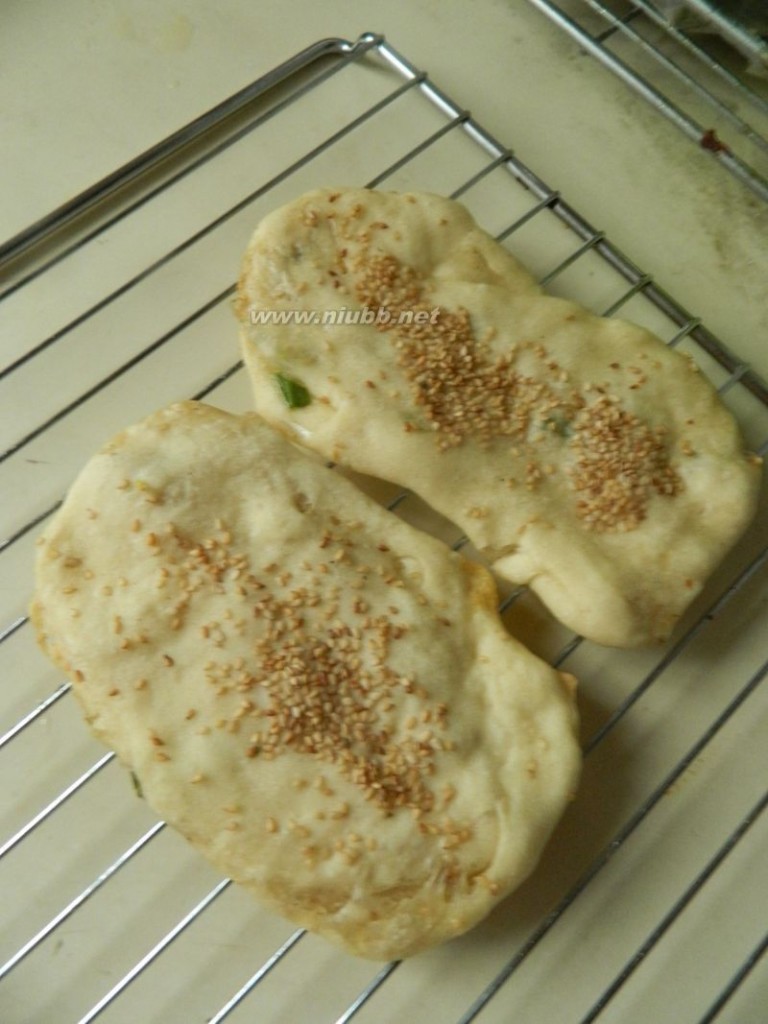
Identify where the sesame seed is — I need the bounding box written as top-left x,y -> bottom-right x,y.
568,395 -> 681,531
347,244 -> 684,534
138,500 -> 462,822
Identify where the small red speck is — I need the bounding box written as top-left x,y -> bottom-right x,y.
700,129 -> 729,154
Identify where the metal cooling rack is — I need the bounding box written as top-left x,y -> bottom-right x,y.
2,30 -> 767,1024
529,0 -> 768,202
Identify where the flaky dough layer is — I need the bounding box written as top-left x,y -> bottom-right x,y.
31,401 -> 580,960
236,187 -> 761,647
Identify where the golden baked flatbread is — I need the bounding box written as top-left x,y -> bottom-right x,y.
31,401 -> 580,960
236,187 -> 761,647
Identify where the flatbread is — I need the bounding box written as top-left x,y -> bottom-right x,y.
235,187 -> 761,647
31,401 -> 580,960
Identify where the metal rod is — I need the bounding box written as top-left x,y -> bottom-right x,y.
495,191 -> 562,242
75,878 -> 231,1024
3,31 -> 767,1024
525,0 -> 768,203
697,930 -> 768,1024
578,788 -> 768,1022
455,655 -> 768,1023
0,821 -> 165,981
601,275 -> 653,317
334,961 -> 402,1024
682,0 -> 768,67
1,68 -> 422,394
0,680 -> 70,751
583,544 -> 768,756
0,613 -> 28,645
0,286 -> 234,464
450,152 -> 513,199
0,37 -> 379,313
539,231 -> 606,286
376,35 -> 768,402
366,109 -> 469,188
0,37 -> 363,271
0,499 -> 62,555
0,752 -> 114,860
206,929 -> 306,1024
582,0 -> 768,152
628,0 -> 768,114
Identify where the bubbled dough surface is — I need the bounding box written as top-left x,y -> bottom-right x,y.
31,401 -> 580,960
236,188 -> 761,647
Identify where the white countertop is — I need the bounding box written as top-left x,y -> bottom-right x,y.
2,3 -> 767,1023
3,0 -> 766,365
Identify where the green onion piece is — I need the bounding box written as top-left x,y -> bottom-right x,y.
130,771 -> 144,799
542,413 -> 572,438
274,373 -> 312,409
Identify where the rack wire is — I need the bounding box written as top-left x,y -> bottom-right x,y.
529,0 -> 768,202
1,29 -> 767,1024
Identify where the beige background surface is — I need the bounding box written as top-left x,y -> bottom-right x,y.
1,3 -> 766,1023
2,0 -> 767,365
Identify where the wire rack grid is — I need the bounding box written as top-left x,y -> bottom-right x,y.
529,0 -> 768,203
1,29 -> 767,1024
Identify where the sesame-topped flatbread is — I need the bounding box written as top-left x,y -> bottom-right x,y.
235,188 -> 761,647
31,401 -> 580,960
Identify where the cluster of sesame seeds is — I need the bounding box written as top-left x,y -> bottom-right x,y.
340,229 -> 686,533
48,475 -> 487,884
244,597 -> 447,817
568,395 -> 681,532
97,494 -> 463,822
352,252 -> 573,453
354,252 -> 422,313
265,196 -> 695,536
